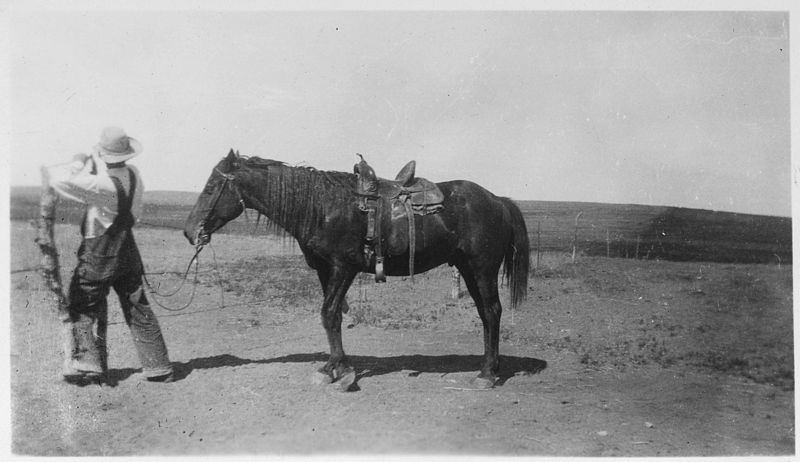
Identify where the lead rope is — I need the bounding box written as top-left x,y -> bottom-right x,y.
143,168 -> 244,312
142,246 -> 204,311
142,243 -> 226,312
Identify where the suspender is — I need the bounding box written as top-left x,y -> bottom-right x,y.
109,168 -> 137,229
81,168 -> 137,236
76,167 -> 141,281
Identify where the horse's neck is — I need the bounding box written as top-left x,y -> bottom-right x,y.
240,166 -> 317,242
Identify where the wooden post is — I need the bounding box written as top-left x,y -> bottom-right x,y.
635,235 -> 640,260
35,166 -> 75,359
571,212 -> 582,263
606,228 -> 610,258
536,221 -> 541,269
35,167 -> 69,319
357,273 -> 367,307
450,267 -> 460,300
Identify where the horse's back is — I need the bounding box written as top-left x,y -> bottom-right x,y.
437,180 -> 510,218
436,179 -> 522,259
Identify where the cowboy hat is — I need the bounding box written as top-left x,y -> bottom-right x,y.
95,126 -> 142,163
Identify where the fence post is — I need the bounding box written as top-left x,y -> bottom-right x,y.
536,221 -> 541,269
572,211 -> 583,263
357,273 -> 367,308
450,267 -> 460,300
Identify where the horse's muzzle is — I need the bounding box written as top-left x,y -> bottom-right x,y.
196,230 -> 211,247
185,227 -> 211,247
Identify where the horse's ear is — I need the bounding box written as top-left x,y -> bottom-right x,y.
225,149 -> 241,170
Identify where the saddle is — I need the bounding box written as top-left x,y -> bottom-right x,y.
354,155 -> 444,282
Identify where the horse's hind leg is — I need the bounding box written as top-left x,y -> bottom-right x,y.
457,264 -> 502,388
313,265 -> 357,391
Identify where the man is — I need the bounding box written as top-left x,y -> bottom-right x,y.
47,126 -> 173,384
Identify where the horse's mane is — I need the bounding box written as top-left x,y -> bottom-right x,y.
242,156 -> 355,188
237,155 -> 357,240
241,157 -> 286,169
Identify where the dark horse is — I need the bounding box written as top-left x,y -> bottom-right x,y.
184,150 -> 530,390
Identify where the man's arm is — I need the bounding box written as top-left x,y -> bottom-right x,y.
45,154 -> 117,205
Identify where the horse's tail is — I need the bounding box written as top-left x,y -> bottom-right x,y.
500,197 -> 530,310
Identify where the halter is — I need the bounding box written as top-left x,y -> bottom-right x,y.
196,167 -> 246,247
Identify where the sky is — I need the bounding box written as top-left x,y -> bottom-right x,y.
4,2 -> 793,217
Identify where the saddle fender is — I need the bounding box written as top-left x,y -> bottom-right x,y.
354,156 -> 445,282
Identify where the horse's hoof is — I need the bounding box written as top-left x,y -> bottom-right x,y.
334,369 -> 357,392
471,376 -> 496,389
312,370 -> 333,385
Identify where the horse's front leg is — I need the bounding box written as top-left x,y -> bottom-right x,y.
312,265 -> 357,391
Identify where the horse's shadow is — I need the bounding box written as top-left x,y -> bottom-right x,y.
149,352 -> 547,388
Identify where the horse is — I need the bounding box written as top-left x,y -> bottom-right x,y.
184,150 -> 530,390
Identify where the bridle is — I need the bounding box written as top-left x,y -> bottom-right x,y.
195,167 -> 246,249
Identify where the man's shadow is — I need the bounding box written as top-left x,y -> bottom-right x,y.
119,352 -> 547,389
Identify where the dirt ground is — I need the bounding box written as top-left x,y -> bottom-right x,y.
8,223 -> 795,457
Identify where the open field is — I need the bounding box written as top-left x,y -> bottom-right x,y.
11,186 -> 792,264
518,200 -> 792,264
9,204 -> 794,456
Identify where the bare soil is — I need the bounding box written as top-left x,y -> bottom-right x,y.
9,223 -> 794,456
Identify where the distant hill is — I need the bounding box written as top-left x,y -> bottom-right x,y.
144,190 -> 200,206
516,200 -> 791,264
9,187 -> 792,264
9,187 -> 200,231
9,186 -> 199,206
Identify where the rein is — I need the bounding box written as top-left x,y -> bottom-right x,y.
146,165 -> 274,313
145,167 -> 251,312
142,244 -> 204,311
143,241 -> 231,312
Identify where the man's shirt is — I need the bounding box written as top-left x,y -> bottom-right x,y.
46,157 -> 144,238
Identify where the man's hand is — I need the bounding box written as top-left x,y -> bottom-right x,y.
72,153 -> 90,163
70,153 -> 90,173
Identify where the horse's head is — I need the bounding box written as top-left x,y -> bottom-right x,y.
184,149 -> 246,247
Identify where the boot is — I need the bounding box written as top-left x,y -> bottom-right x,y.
61,317 -> 104,383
